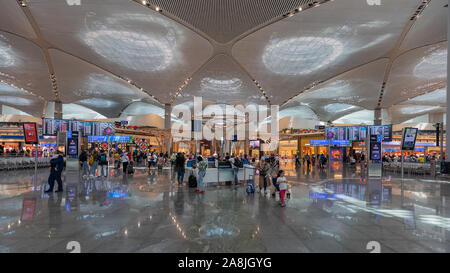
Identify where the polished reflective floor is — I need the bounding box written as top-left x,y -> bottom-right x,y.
1,161 -> 449,253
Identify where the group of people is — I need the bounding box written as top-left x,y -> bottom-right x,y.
382,153 -> 439,163
295,153 -> 328,169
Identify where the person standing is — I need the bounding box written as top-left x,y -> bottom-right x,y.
276,170 -> 287,207
230,155 -> 242,189
90,151 -> 100,177
114,151 -> 120,170
257,157 -> 270,194
196,156 -> 207,194
121,151 -> 129,174
79,150 -> 89,177
306,154 -> 311,169
175,153 -> 186,185
46,151 -> 64,193
99,150 -> 108,177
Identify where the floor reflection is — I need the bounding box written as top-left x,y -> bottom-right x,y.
0,164 -> 449,253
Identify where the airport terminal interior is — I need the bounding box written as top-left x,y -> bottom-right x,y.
0,0 -> 449,253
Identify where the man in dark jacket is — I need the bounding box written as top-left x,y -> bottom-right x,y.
175,153 -> 186,185
46,151 -> 64,193
79,150 -> 89,176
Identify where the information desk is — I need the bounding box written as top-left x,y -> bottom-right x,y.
183,164 -> 256,183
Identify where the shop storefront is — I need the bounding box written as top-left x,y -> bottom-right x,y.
382,137 -> 446,158
278,139 -> 298,159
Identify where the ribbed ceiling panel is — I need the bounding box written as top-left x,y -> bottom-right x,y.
147,0 -> 315,43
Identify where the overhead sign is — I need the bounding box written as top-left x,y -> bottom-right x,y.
310,140 -> 351,147
22,122 -> 39,144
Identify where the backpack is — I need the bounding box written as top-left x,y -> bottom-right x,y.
100,154 -> 107,163
233,158 -> 243,168
188,174 -> 197,188
198,161 -> 207,172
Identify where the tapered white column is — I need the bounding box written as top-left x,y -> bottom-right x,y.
374,108 -> 382,126
54,101 -> 62,119
164,104 -> 172,154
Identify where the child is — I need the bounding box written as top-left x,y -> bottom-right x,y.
276,170 -> 287,207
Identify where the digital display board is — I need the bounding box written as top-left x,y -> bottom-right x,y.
370,135 -> 382,160
22,122 -> 39,144
67,131 -> 79,156
369,125 -> 392,142
325,127 -> 346,140
347,126 -> 367,142
43,118 -> 115,137
401,127 -> 419,151
325,125 -> 392,142
249,140 -> 260,149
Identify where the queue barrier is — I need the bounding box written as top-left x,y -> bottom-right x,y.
183,164 -> 256,184
0,157 -> 51,171
383,162 -> 434,175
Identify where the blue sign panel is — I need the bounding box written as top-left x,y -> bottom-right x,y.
87,136 -> 108,142
109,136 -> 130,142
310,140 -> 329,146
331,140 -> 351,147
377,135 -> 382,143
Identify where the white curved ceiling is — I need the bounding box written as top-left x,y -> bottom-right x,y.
382,41 -> 447,107
174,54 -> 265,106
0,32 -> 51,99
27,0 -> 214,103
0,0 -> 36,39
233,0 -> 420,105
0,0 -> 447,124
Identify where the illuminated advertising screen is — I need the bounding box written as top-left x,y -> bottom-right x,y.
401,127 -> 419,151
249,140 -> 260,150
325,127 -> 346,140
330,148 -> 343,161
67,131 -> 79,156
22,122 -> 39,144
370,135 -> 382,160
